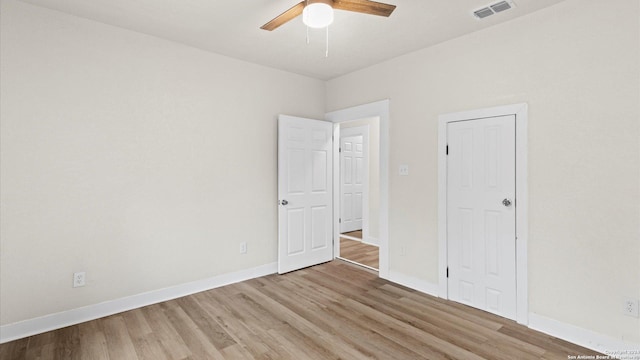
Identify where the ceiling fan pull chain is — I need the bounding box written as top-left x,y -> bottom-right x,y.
305,0 -> 310,45
325,25 -> 329,57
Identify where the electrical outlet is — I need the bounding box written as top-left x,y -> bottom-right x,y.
240,242 -> 247,254
400,246 -> 406,256
623,298 -> 639,317
73,272 -> 86,288
399,164 -> 409,176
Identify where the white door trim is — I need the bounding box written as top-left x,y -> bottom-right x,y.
438,103 -> 528,325
340,126 -> 370,242
326,100 -> 390,279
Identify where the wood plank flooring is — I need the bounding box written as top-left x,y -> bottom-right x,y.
339,237 -> 379,269
342,230 -> 363,239
0,261 -> 603,360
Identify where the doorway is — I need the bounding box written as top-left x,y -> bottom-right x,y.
326,100 -> 390,277
276,100 -> 390,276
438,103 -> 528,325
337,123 -> 378,270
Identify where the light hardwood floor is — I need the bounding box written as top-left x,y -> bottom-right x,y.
341,230 -> 362,239
0,261 -> 602,360
339,237 -> 379,270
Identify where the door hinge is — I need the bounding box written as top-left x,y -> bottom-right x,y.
446,145 -> 449,155
339,218 -> 342,223
339,147 -> 342,153
446,267 -> 449,278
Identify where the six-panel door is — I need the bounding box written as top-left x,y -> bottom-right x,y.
278,115 -> 334,274
447,115 -> 517,320
340,135 -> 364,233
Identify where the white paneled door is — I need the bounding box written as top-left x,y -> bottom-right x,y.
447,115 -> 517,320
278,115 -> 333,274
340,135 -> 364,233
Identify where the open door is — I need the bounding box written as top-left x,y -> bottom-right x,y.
278,115 -> 333,274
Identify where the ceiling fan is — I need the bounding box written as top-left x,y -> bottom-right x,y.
261,0 -> 397,31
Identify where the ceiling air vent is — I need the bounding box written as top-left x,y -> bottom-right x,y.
473,7 -> 494,19
490,1 -> 512,13
473,1 -> 516,19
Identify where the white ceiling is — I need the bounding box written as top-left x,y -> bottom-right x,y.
17,0 -> 567,80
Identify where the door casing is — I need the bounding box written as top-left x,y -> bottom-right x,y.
438,103 -> 528,325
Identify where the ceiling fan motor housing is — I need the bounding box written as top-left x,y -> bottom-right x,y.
307,0 -> 334,6
303,0 -> 335,28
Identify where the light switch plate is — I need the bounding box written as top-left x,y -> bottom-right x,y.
399,164 -> 409,176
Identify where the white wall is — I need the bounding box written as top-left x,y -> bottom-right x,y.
326,0 -> 640,345
340,117 -> 380,242
0,0 -> 325,326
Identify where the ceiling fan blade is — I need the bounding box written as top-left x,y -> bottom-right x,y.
333,0 -> 396,17
261,1 -> 306,31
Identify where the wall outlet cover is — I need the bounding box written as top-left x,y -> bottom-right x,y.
73,272 -> 86,288
623,298 -> 639,317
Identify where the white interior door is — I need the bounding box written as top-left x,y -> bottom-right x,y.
447,115 -> 517,320
278,115 -> 333,274
340,135 -> 364,233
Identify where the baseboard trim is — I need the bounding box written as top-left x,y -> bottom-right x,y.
363,236 -> 379,247
339,234 -> 379,247
336,256 -> 379,272
340,234 -> 362,242
528,313 -> 640,357
382,271 -> 640,356
387,270 -> 440,297
0,262 -> 277,344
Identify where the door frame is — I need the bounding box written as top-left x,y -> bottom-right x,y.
326,100 -> 390,279
437,103 -> 528,325
339,126 -> 370,241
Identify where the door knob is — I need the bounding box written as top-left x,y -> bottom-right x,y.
502,198 -> 512,207
280,199 -> 289,206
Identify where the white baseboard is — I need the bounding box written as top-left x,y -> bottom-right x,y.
340,234 -> 362,242
0,262 -> 277,344
385,276 -> 640,357
339,235 -> 378,247
529,313 -> 640,358
337,257 -> 379,272
387,270 -> 440,297
363,236 -> 379,247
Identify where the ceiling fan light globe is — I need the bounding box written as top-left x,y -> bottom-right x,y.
303,3 -> 334,28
